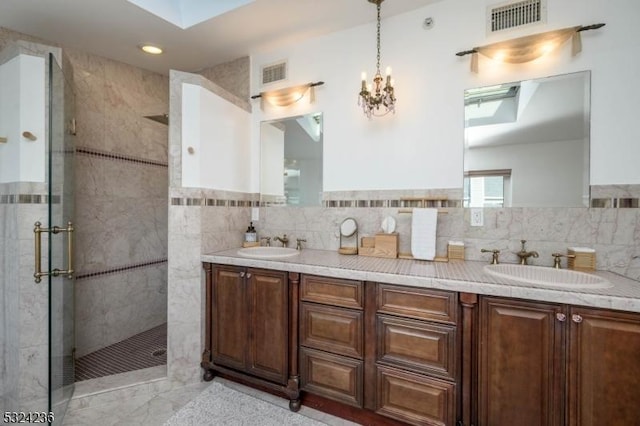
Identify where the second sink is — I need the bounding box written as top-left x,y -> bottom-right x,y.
484,264 -> 612,289
237,246 -> 299,259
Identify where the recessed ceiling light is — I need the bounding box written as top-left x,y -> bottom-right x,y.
140,44 -> 163,55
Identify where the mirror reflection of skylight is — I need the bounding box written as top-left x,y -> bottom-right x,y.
465,83 -> 520,127
128,0 -> 255,29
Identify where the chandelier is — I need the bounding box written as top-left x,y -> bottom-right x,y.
358,0 -> 396,118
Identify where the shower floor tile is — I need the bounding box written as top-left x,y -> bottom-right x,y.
75,323 -> 167,382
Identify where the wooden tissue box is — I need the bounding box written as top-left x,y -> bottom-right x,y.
567,248 -> 596,271
448,242 -> 465,260
359,233 -> 398,259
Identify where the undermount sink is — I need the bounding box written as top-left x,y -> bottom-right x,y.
237,246 -> 299,259
483,264 -> 613,289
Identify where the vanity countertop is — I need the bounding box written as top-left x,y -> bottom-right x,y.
202,248 -> 640,313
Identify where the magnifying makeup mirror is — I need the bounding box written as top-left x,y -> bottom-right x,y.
338,218 -> 358,255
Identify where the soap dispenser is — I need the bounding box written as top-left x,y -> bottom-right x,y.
245,222 -> 257,243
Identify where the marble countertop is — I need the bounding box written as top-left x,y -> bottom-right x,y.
202,248 -> 640,313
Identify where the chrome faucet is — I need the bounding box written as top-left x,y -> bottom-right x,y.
516,240 -> 539,265
481,248 -> 501,264
260,236 -> 271,247
296,238 -> 307,251
274,234 -> 289,247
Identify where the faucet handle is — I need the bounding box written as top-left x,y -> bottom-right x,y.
552,253 -> 576,269
481,248 -> 501,264
296,238 -> 307,251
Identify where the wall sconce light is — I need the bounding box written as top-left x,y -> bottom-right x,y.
456,23 -> 605,72
251,81 -> 324,109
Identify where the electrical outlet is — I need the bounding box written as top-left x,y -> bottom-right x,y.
251,207 -> 259,221
470,208 -> 484,227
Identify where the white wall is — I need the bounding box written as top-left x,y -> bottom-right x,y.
250,0 -> 640,191
181,83 -> 251,191
0,54 -> 45,183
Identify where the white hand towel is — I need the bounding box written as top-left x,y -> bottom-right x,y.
411,208 -> 438,260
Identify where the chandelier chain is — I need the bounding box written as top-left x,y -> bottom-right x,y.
376,2 -> 381,74
358,0 -> 396,118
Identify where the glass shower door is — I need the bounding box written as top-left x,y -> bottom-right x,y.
47,52 -> 75,424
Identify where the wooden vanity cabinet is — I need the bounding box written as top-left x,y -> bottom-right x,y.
478,297 -> 565,426
201,264 -> 301,410
567,307 -> 640,426
478,296 -> 640,426
299,275 -> 365,407
374,284 -> 460,426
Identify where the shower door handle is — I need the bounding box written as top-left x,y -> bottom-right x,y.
34,221 -> 75,283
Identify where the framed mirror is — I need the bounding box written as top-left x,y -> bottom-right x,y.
260,113 -> 323,206
463,71 -> 590,208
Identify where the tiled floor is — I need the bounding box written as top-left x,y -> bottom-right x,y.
62,371 -> 358,426
75,324 -> 167,381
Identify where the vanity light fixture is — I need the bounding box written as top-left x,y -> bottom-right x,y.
455,23 -> 605,72
358,0 -> 396,118
251,81 -> 324,109
140,44 -> 163,55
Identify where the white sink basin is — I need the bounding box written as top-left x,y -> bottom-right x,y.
237,246 -> 300,259
483,264 -> 612,289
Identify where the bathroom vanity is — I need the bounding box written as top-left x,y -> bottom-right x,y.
201,249 -> 640,426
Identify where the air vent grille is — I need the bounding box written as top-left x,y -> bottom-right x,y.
261,61 -> 287,85
489,0 -> 546,33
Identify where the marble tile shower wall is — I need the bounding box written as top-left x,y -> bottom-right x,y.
256,189 -> 640,281
0,183 -> 50,412
196,56 -> 250,101
67,50 -> 169,356
168,188 -> 253,385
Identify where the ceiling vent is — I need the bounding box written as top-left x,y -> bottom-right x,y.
488,0 -> 546,33
261,61 -> 287,85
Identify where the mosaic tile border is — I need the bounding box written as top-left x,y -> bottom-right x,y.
76,147 -> 168,168
0,194 -> 60,204
76,258 -> 167,280
590,198 -> 639,208
170,197 -> 259,207
323,199 -> 462,208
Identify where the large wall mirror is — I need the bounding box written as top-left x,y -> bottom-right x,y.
260,113 -> 323,206
463,71 -> 590,208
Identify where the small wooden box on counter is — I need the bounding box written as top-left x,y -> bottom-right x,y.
358,233 -> 398,259
567,247 -> 596,271
447,241 -> 465,260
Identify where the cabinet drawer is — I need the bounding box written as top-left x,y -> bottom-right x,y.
376,365 -> 456,426
377,284 -> 457,324
300,303 -> 363,359
300,348 -> 363,408
301,275 -> 363,309
377,315 -> 457,381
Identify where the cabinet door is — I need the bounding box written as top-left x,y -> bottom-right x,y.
376,365 -> 455,426
568,307 -> 640,426
246,268 -> 289,385
212,266 -> 247,371
478,297 -> 565,426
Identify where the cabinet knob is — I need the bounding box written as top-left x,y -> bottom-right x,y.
556,313 -> 567,322
246,273 -> 252,279
239,271 -> 245,278
572,314 -> 583,323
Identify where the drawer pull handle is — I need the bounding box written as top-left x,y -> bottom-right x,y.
246,273 -> 252,279
239,271 -> 245,278
556,313 -> 566,322
572,314 -> 583,323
